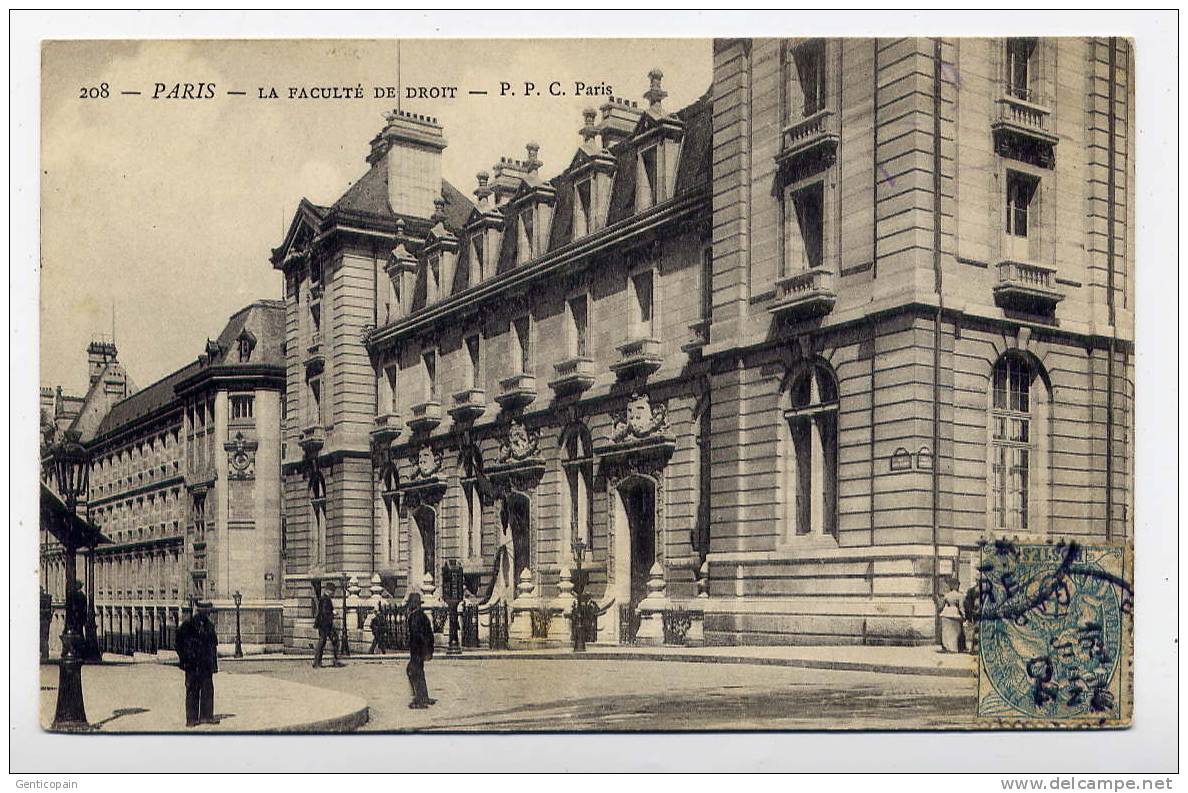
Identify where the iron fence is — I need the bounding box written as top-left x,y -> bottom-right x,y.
461,604 -> 480,648
619,604 -> 641,645
661,608 -> 693,646
488,601 -> 509,650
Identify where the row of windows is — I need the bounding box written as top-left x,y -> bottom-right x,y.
384,265 -> 675,408
91,428 -> 183,495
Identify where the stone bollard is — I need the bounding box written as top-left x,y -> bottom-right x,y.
635,562 -> 670,645
552,566 -> 575,639
510,568 -> 540,641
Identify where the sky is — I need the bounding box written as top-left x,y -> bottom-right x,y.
40,38 -> 713,396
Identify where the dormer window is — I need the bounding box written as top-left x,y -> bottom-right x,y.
427,254 -> 441,302
638,146 -> 659,209
238,338 -> 251,362
470,235 -> 485,283
793,39 -> 827,117
574,179 -> 593,237
517,210 -> 535,265
1006,37 -> 1038,101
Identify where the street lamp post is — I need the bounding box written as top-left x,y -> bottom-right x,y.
51,431 -> 89,731
340,576 -> 350,657
571,538 -> 587,653
232,590 -> 243,658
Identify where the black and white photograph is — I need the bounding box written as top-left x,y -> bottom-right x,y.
10,9 -> 1178,780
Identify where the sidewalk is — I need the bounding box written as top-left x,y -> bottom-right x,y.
39,662 -> 368,733
226,642 -> 976,678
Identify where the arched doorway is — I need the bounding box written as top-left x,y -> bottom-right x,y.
615,476 -> 657,610
410,505 -> 436,589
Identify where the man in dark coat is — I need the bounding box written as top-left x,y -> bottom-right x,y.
406,592 -> 435,708
313,582 -> 342,668
177,601 -> 219,727
39,587 -> 53,662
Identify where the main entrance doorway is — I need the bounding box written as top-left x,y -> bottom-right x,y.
616,476 -> 657,610
505,492 -> 531,585
410,505 -> 436,588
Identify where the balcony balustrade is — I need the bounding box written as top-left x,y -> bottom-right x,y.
548,356 -> 596,396
407,400 -> 443,433
496,373 -> 538,411
298,424 -> 325,456
994,259 -> 1063,314
768,268 -> 837,321
369,412 -> 403,445
448,388 -> 487,423
610,337 -> 664,379
681,319 -> 710,355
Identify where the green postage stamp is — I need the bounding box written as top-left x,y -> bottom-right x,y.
975,537 -> 1133,727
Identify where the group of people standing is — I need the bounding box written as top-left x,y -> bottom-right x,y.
312,582 -> 436,708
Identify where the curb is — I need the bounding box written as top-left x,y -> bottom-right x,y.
263,703 -> 370,734
222,649 -> 975,679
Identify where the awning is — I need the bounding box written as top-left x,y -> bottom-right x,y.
40,484 -> 110,550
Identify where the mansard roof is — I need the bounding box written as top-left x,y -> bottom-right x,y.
91,300 -> 285,445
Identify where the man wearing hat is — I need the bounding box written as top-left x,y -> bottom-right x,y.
406,591 -> 435,708
177,600 -> 219,727
313,581 -> 343,668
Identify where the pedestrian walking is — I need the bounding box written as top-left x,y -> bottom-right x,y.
368,605 -> 387,654
177,601 -> 219,727
313,581 -> 343,667
406,592 -> 435,709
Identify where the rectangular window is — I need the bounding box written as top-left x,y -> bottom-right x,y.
384,364 -> 399,413
700,246 -> 713,321
788,182 -> 824,271
632,270 -> 655,338
1006,172 -> 1038,238
1006,37 -> 1037,100
639,147 -> 659,208
229,395 -> 254,422
309,378 -> 322,424
423,351 -> 438,401
512,316 -> 532,374
568,294 -> 589,357
793,39 -> 827,117
574,179 -> 593,237
466,334 -> 481,389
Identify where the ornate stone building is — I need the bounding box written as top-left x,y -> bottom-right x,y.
272,37 -> 1134,647
40,301 -> 287,654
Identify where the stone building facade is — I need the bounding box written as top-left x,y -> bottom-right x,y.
40,301 -> 287,653
272,37 -> 1134,647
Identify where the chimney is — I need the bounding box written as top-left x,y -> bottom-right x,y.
598,96 -> 643,150
474,171 -> 493,208
580,107 -> 601,150
87,340 -> 117,386
644,68 -> 668,115
490,156 -> 531,206
375,109 -> 447,219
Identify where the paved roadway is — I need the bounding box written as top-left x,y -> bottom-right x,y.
223,655 -> 977,731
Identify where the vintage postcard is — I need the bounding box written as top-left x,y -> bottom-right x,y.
36,34 -> 1137,738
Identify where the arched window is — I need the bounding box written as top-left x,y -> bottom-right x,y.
990,353 -> 1049,532
379,462 -> 400,566
561,423 -> 594,550
459,445 -> 484,561
308,466 -> 327,567
780,360 -> 839,539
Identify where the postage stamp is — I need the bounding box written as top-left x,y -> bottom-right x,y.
975,537 -> 1133,727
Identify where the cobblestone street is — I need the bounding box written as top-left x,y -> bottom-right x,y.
224,655 -> 977,731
